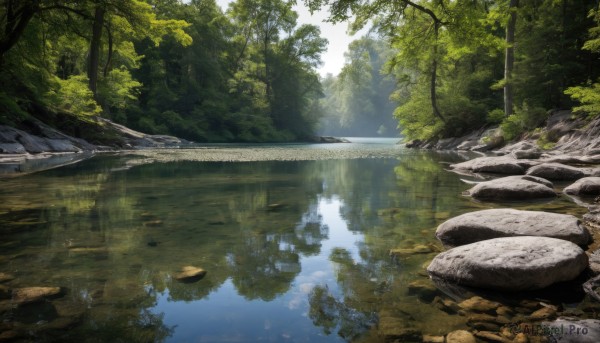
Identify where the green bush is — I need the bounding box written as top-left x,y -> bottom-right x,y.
487,108 -> 505,124
565,82 -> 600,117
500,102 -> 547,141
45,75 -> 101,119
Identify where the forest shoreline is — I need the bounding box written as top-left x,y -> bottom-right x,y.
0,118 -> 351,175
405,110 -> 600,157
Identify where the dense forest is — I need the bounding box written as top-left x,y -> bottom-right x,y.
1,0 -> 600,143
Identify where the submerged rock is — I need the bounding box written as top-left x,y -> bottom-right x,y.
427,236 -> 588,291
407,279 -> 438,302
389,245 -> 432,257
458,296 -> 501,313
143,220 -> 163,227
0,273 -> 14,283
422,334 -> 444,343
473,331 -> 511,343
12,287 -> 62,304
446,330 -> 476,343
435,209 -> 589,247
378,316 -> 421,342
564,177 -> 600,196
466,175 -> 556,201
174,266 -> 207,283
526,162 -> 586,181
528,306 -> 557,320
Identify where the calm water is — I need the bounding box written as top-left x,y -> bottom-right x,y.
0,139 -> 593,342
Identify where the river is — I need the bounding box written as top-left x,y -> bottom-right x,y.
0,138 -> 593,342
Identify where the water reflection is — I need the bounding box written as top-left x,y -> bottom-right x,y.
0,151 -> 592,342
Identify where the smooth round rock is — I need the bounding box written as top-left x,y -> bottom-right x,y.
564,177 -> 600,196
174,266 -> 207,283
451,156 -> 526,174
466,175 -> 556,200
436,209 -> 589,247
526,163 -> 585,181
427,237 -> 588,291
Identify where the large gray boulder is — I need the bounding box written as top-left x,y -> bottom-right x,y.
564,177 -> 600,196
466,175 -> 556,200
526,162 -> 586,181
427,236 -> 588,291
436,209 -> 589,247
450,156 -> 529,174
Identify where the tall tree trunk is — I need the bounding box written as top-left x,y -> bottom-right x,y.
403,0 -> 446,123
431,21 -> 445,123
88,6 -> 105,98
103,22 -> 113,77
0,1 -> 39,66
504,0 -> 518,117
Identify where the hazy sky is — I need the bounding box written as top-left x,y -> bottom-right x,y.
214,0 -> 362,77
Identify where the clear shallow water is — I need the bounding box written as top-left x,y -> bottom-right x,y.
0,139 -> 594,342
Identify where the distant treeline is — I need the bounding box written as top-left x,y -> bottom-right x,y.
318,37 -> 399,137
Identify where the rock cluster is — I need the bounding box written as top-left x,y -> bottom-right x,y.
428,145 -> 600,292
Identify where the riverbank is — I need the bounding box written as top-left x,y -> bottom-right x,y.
405,110 -> 600,156
0,116 -> 352,175
410,110 -> 600,342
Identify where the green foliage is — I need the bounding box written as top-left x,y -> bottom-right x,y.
45,75 -> 102,119
500,102 -> 547,141
2,0 -> 600,144
394,82 -> 444,141
500,114 -> 523,141
565,83 -> 600,116
97,68 -> 142,111
0,93 -> 29,125
487,108 -> 505,124
563,8 -> 600,117
537,130 -> 558,150
0,0 -> 329,143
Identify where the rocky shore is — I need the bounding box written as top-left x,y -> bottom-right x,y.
394,112 -> 600,342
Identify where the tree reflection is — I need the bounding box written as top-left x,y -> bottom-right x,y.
0,152 -> 477,341
229,231 -> 301,300
308,284 -> 377,341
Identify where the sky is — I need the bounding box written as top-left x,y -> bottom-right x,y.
214,0 -> 363,77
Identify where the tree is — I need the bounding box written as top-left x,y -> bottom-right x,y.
0,0 -> 39,65
504,0 -> 518,116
